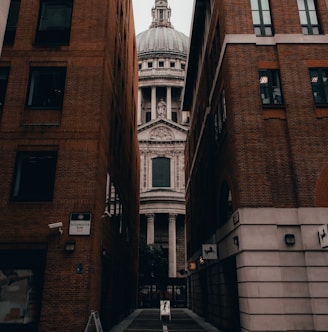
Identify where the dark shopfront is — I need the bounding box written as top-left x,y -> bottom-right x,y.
139,277 -> 187,308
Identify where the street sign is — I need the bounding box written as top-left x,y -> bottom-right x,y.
160,300 -> 171,320
202,244 -> 218,260
318,225 -> 328,248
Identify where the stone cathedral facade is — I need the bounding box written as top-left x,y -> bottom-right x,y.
136,0 -> 189,307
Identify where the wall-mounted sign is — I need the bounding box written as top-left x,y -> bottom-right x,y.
69,213 -> 91,235
233,211 -> 239,225
318,225 -> 328,248
202,244 -> 218,260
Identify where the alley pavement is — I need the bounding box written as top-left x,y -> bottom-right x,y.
109,308 -> 221,332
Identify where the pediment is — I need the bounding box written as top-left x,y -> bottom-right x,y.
138,118 -> 188,142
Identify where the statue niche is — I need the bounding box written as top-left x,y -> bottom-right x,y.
157,99 -> 167,118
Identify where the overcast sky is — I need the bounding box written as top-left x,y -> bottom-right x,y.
132,0 -> 194,36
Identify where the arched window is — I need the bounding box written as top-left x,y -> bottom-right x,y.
152,157 -> 170,187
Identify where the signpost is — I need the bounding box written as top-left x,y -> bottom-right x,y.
160,300 -> 171,320
84,311 -> 103,332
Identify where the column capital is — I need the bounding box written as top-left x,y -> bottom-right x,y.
169,213 -> 178,222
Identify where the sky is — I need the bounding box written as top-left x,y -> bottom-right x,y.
132,0 -> 194,36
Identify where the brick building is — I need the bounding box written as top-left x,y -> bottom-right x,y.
0,1 -> 139,331
183,0 -> 328,331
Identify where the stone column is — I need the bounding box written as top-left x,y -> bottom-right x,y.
146,213 -> 155,245
168,214 -> 177,277
137,88 -> 142,125
151,86 -> 157,120
166,87 -> 172,120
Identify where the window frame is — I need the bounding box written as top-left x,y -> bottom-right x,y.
214,89 -> 227,142
310,68 -> 328,105
259,69 -> 284,106
25,66 -> 66,110
251,0 -> 273,36
34,0 -> 73,45
11,150 -> 58,202
297,0 -> 321,35
4,0 -> 21,45
0,67 -> 10,112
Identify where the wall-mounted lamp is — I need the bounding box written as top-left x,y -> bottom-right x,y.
233,236 -> 239,246
285,234 -> 295,246
188,261 -> 197,271
64,240 -> 76,253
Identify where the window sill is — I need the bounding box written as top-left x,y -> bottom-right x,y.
262,108 -> 286,119
22,109 -> 62,126
315,106 -> 328,118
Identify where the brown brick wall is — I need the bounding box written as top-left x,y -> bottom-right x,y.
0,1 -> 139,331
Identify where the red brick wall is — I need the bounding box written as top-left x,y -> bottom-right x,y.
0,0 -> 139,331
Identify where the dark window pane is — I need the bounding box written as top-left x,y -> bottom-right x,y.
152,157 -> 170,187
11,151 -> 57,201
26,67 -> 66,109
4,0 -> 21,45
0,67 -> 10,111
310,68 -> 328,104
35,0 -> 73,45
259,69 -> 283,106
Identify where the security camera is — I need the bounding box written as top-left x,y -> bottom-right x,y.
48,222 -> 63,229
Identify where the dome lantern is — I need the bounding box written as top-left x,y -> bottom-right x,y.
150,0 -> 173,29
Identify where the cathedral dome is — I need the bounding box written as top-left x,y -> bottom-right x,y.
136,0 -> 189,58
137,27 -> 189,57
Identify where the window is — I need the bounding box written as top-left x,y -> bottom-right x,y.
170,62 -> 175,68
146,111 -> 151,122
171,111 -> 177,123
181,63 -> 185,70
297,0 -> 321,34
310,68 -> 328,104
159,61 -> 164,68
152,157 -> 170,187
259,70 -> 283,106
35,0 -> 73,45
0,249 -> 46,328
251,0 -> 273,36
218,182 -> 233,227
214,89 -> 226,141
11,151 -> 57,201
25,67 -> 66,109
4,0 -> 21,45
148,62 -> 153,68
0,68 -> 10,112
